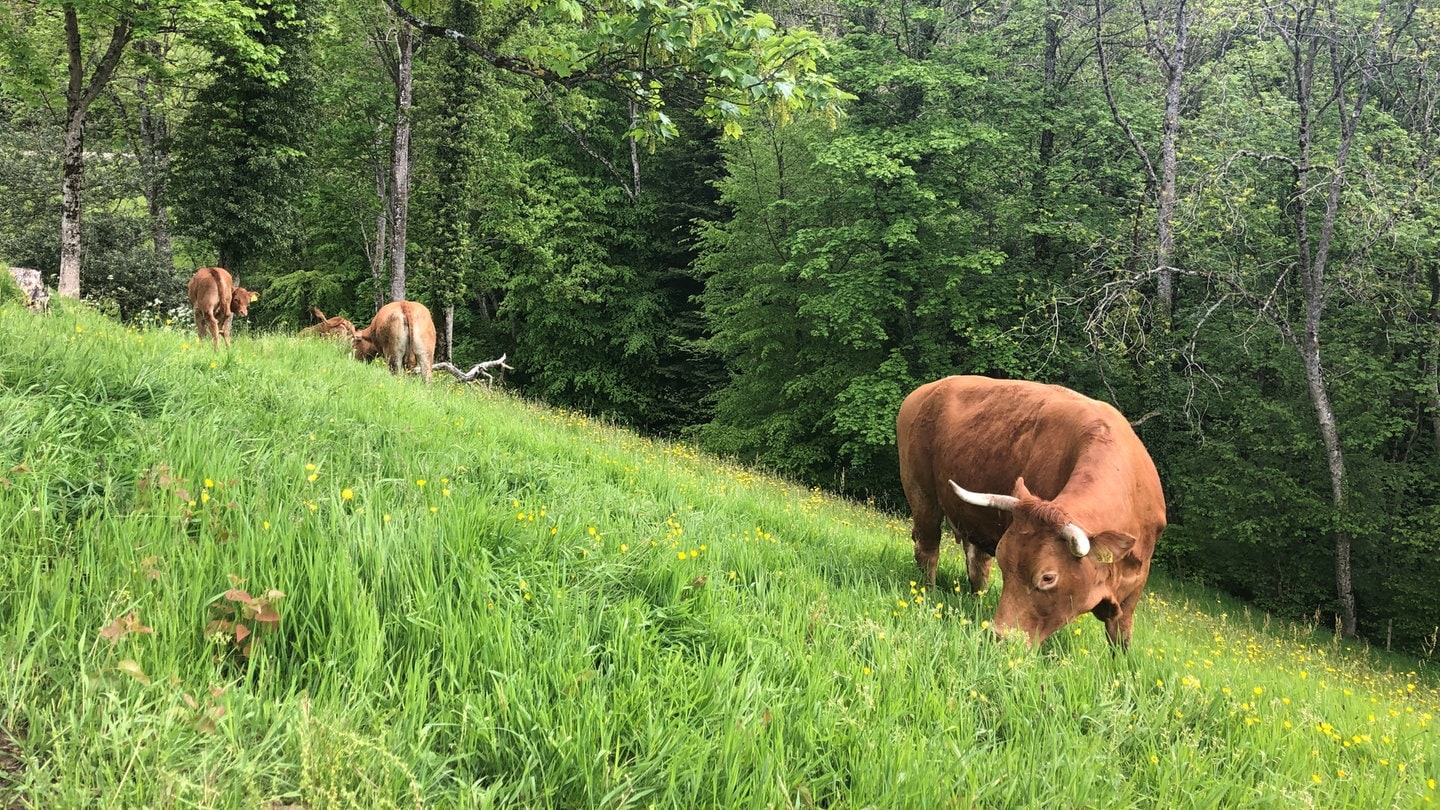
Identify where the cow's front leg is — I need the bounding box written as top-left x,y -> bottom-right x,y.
1103,590 -> 1143,650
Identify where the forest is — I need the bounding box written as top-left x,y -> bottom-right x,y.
1,0 -> 1438,652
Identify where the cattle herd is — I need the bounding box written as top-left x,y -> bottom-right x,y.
179,267 -> 1165,649
185,267 -> 436,384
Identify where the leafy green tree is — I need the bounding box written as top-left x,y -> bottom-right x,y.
169,0 -> 318,276
490,90 -> 725,431
409,0 -> 527,361
382,0 -> 847,142
694,0 -> 1128,494
0,0 -> 301,298
264,2 -> 393,327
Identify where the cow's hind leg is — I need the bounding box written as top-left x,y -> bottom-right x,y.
959,535 -> 995,594
195,308 -> 219,350
910,503 -> 943,588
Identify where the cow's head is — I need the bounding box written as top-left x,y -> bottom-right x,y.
231,288 -> 256,317
351,333 -> 382,363
949,477 -> 1136,646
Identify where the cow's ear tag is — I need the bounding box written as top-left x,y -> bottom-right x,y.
1094,547 -> 1115,564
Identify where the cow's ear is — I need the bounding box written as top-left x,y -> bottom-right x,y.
1011,477 -> 1033,499
1090,531 -> 1137,563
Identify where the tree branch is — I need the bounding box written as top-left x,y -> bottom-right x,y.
1094,0 -> 1158,188
433,355 -> 514,384
378,0 -> 569,85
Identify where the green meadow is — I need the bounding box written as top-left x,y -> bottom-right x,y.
0,299 -> 1436,808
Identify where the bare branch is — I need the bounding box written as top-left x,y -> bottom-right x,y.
534,86 -> 639,199
378,0 -> 569,85
1094,0 -> 1158,188
433,355 -> 514,385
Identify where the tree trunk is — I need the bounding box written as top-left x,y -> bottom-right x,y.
370,123 -> 391,314
1277,0 -> 1377,637
58,4 -> 133,299
59,113 -> 85,298
1154,0 -> 1190,326
1426,263 -> 1440,450
1032,0 -> 1058,270
387,21 -> 415,303
443,303 -> 455,363
1300,325 -> 1355,634
1093,0 -> 1189,320
134,39 -> 172,274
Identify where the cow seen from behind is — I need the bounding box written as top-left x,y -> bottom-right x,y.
896,376 -> 1166,648
352,300 -> 436,383
187,267 -> 255,350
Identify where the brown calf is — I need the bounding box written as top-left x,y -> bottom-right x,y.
187,267 -> 255,350
299,307 -> 356,340
352,300 -> 436,383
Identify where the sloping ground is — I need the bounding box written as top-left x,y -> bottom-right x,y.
0,299 -> 1436,808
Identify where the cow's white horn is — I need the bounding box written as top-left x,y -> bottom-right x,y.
1061,523 -> 1091,557
948,480 -> 1019,512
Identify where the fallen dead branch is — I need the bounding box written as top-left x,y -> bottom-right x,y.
433,354 -> 513,384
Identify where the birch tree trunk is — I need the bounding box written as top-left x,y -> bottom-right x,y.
1153,0 -> 1189,325
387,20 -> 414,303
370,123 -> 391,314
1272,0 -> 1383,637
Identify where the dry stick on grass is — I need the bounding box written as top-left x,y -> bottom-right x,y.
432,354 -> 513,384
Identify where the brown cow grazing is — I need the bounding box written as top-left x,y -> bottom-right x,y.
896,376 -> 1166,648
187,267 -> 256,350
299,307 -> 355,340
351,300 -> 436,384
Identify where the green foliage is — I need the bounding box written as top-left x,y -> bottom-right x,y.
692,10 -> 1105,493
526,0 -> 849,139
169,0 -> 320,274
0,116 -> 58,273
408,0 -> 530,359
494,158 -> 709,431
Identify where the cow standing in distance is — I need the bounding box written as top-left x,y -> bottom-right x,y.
352,300 -> 436,384
187,267 -> 255,350
896,375 -> 1166,648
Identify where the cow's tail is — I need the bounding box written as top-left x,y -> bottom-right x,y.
207,267 -> 226,298
398,305 -> 414,370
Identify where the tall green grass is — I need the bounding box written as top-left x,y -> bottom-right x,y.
0,300 -> 1436,808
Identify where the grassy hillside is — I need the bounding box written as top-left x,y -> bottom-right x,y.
0,299 -> 1437,809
